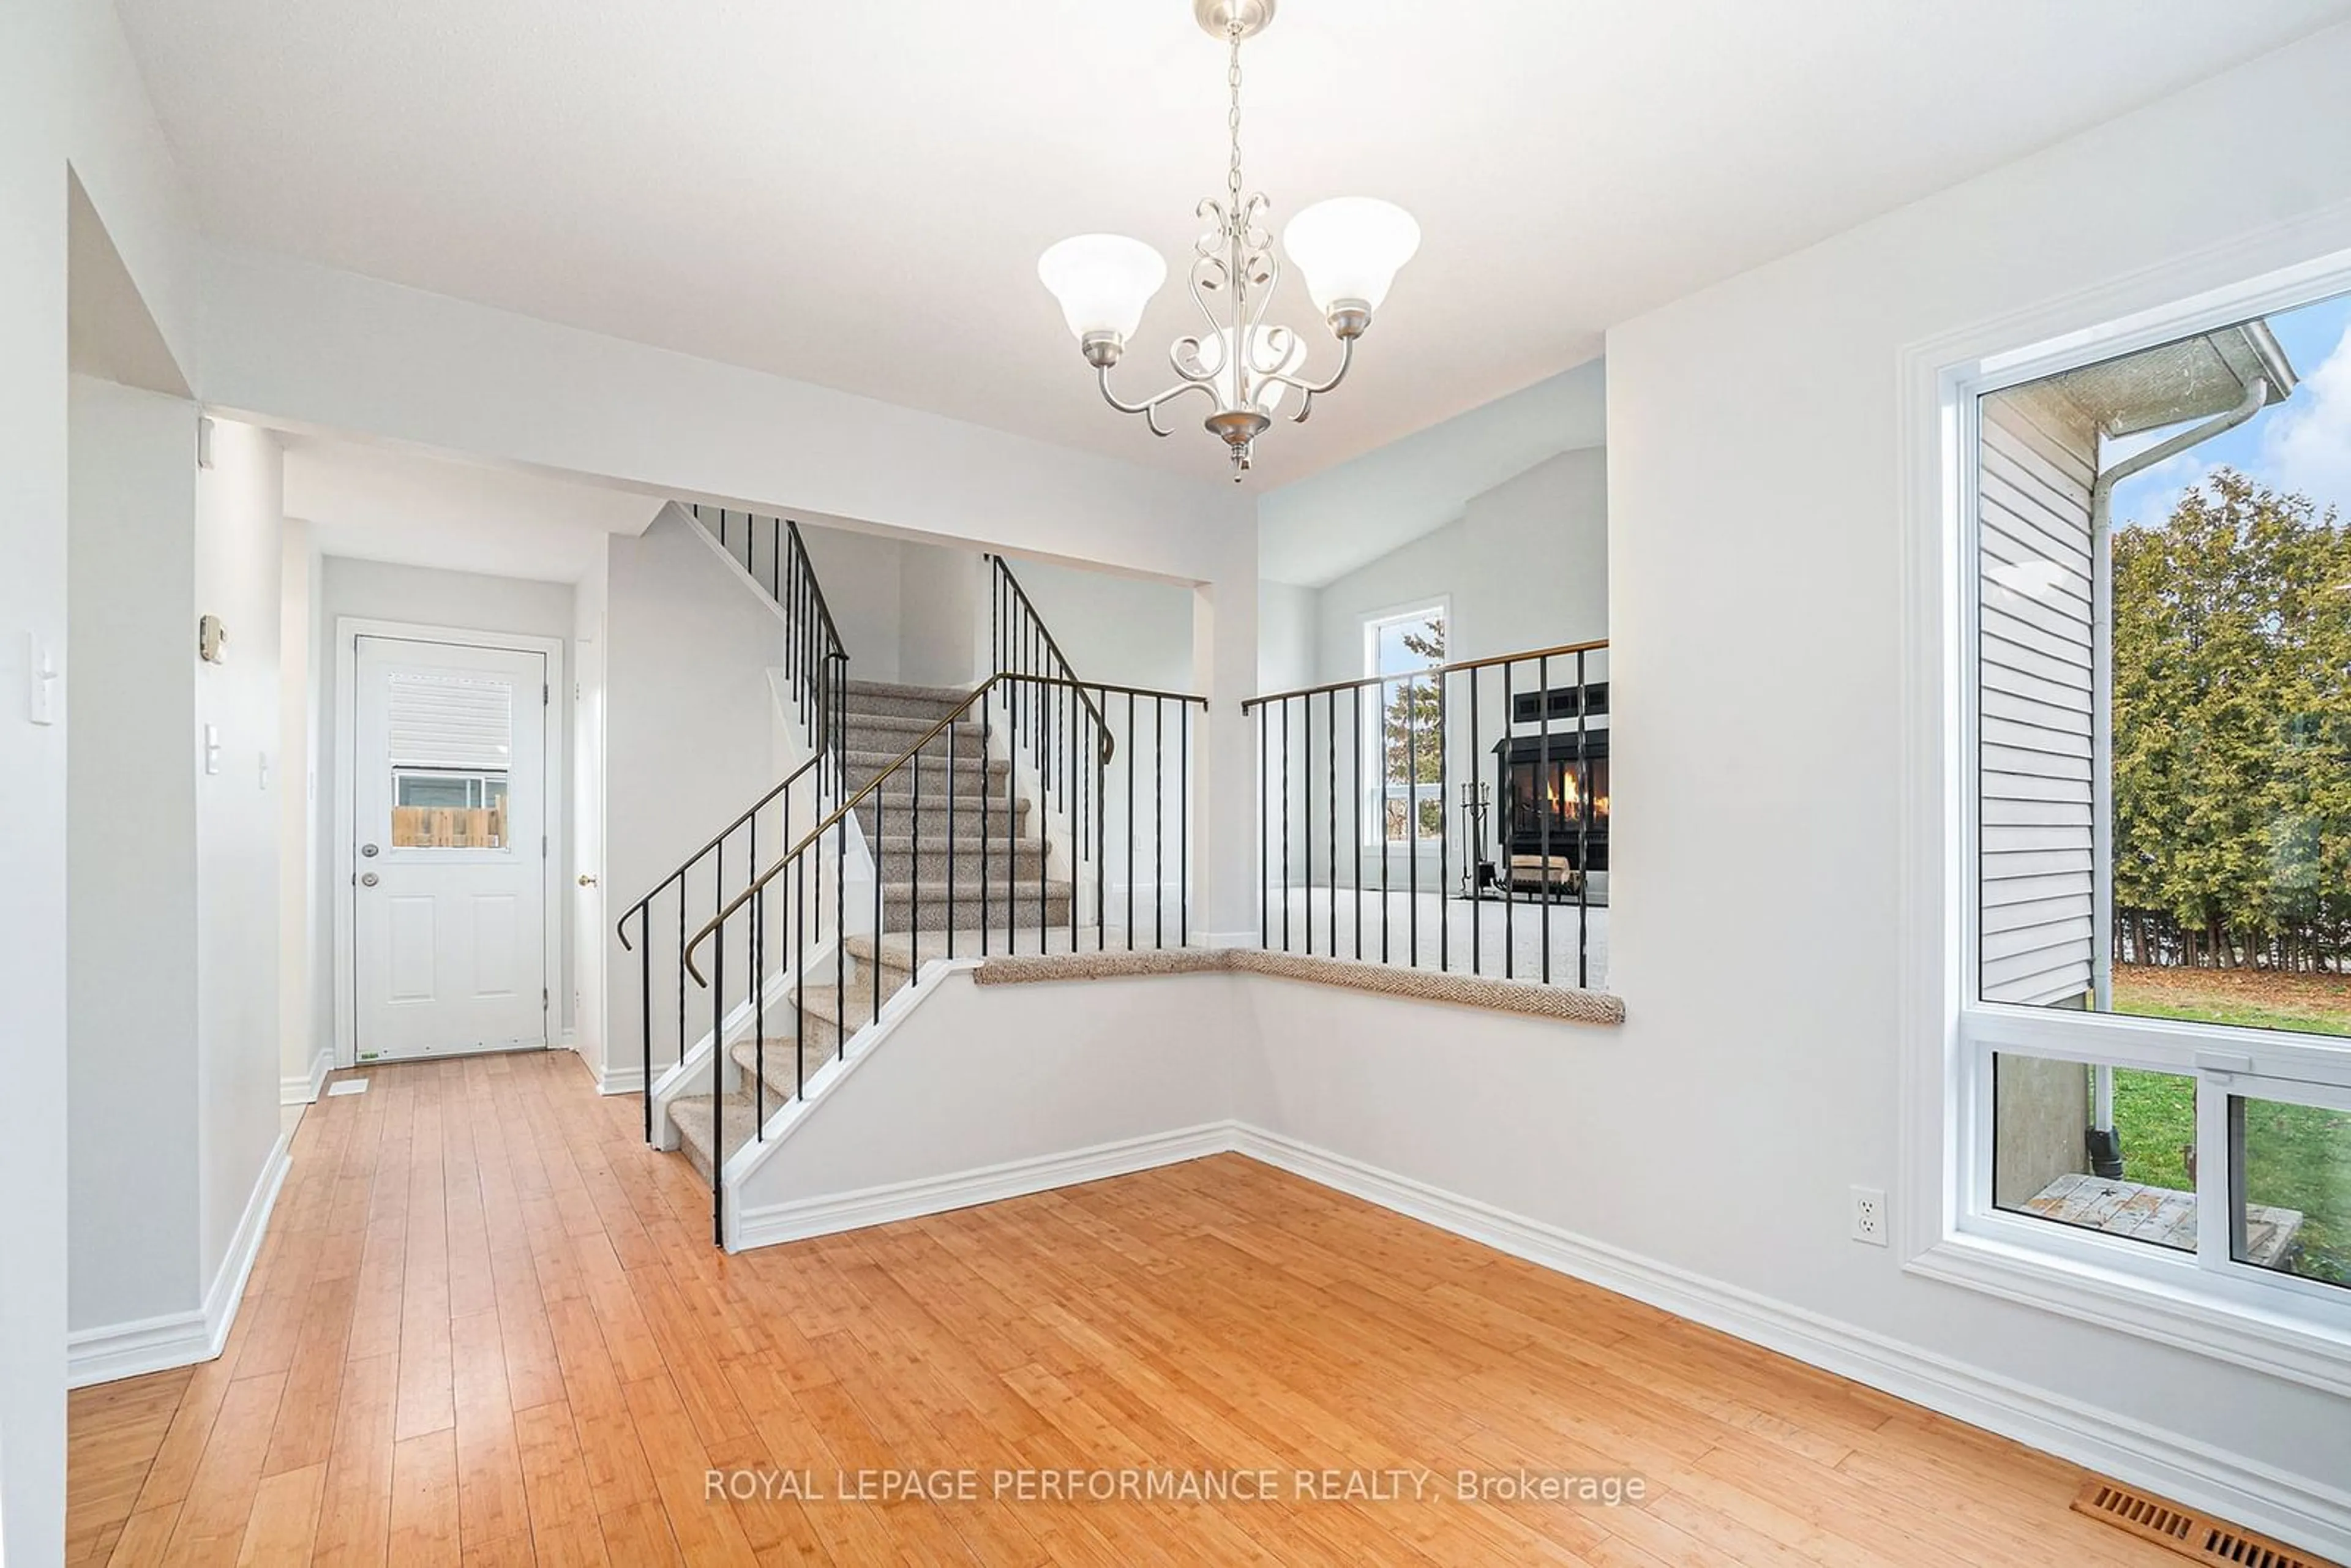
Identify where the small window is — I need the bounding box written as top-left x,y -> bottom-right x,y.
2229,1090 -> 2351,1289
1992,1052 -> 2195,1253
391,770 -> 510,848
1363,606 -> 1447,844
384,667 -> 516,850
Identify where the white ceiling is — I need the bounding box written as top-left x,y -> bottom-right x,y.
121,1 -> 2351,489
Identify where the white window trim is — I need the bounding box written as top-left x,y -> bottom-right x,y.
1359,597 -> 1450,850
1899,235 -> 2351,1398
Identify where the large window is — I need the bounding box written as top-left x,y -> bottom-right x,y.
1962,283 -> 2351,1321
1363,604 -> 1447,845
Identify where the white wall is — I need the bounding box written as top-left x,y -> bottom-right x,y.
729,972 -> 1245,1242
1260,358 -> 1607,587
1309,446 -> 1608,681
896,544 -> 981,688
604,508 -> 798,1084
278,520 -> 324,1098
192,416 -> 286,1286
790,520 -> 907,681
314,556 -> 579,1057
1002,558 -> 1196,694
1256,580 -> 1316,694
2,1 -> 197,1550
1616,20 -> 2351,1545
67,376 -> 201,1334
571,544 -> 610,1082
64,387 -> 288,1395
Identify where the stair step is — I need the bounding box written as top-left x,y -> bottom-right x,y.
762,981 -> 888,1055
869,841 -> 1049,882
880,877 -> 1072,906
855,794 -> 1030,828
725,1029 -> 843,1106
843,680 -> 973,722
843,750 -> 1010,792
846,927 -> 1111,973
667,1090 -> 759,1182
843,713 -> 992,759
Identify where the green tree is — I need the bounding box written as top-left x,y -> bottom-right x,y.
1382,617 -> 1446,838
2112,467 -> 2351,969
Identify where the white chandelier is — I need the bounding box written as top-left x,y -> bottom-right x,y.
1038,0 -> 1420,480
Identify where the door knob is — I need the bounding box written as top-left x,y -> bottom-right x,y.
577,874 -> 598,887
360,872 -> 380,887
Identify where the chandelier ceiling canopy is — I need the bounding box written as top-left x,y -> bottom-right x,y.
1037,0 -> 1420,481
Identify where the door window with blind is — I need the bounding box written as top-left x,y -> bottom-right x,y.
386,670 -> 516,850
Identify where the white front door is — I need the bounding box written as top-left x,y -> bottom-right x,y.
353,635 -> 550,1062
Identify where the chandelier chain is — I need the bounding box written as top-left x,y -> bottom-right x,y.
1226,21 -> 1244,215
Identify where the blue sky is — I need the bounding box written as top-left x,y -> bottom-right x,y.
2106,290 -> 2351,531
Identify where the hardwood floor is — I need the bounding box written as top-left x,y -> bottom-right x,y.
68,1051 -> 2213,1566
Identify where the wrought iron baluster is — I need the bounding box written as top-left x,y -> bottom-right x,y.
1179,696 -> 1190,948
1302,694 -> 1313,957
638,906 -> 653,1141
1502,660 -> 1515,980
1278,700 -> 1297,950
1127,689 -> 1137,951
1578,648 -> 1591,989
1540,652 -> 1552,986
1438,667 -> 1449,973
1352,686 -> 1362,961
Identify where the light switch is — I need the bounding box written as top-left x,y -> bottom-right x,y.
26,632 -> 59,726
204,723 -> 222,776
258,751 -> 271,791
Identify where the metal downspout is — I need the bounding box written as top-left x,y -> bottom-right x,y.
2084,376 -> 2271,1132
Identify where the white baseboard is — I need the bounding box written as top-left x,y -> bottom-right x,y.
1228,1124 -> 2351,1565
68,1128 -> 293,1389
728,1121 -> 1231,1251
597,1061 -> 647,1095
279,1046 -> 332,1106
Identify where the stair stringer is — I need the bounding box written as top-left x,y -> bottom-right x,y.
718,964 -> 1248,1251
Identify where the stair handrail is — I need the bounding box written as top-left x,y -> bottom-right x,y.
1239,636 -> 1610,713
989,555 -> 1115,767
689,505 -> 850,778
616,754 -> 827,951
683,670 -> 1205,985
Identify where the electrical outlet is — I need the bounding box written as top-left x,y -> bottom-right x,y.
1850,1185 -> 1888,1247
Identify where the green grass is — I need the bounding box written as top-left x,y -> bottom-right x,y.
2115,993 -> 2351,1035
2110,1068 -> 2350,1286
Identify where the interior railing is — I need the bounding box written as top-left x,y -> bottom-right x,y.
691,504 -> 849,767
615,505 -> 849,1139
678,668 -> 1203,1244
1243,639 -> 1610,989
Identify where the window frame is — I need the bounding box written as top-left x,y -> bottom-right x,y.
1902,239 -> 2351,1398
1359,598 -> 1450,849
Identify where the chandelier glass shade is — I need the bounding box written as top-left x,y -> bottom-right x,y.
1037,0 -> 1419,478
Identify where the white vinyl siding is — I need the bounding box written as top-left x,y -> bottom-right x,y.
1979,387 -> 2095,1006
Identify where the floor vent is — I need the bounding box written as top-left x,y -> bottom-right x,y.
326,1078 -> 370,1097
2071,1480 -> 2330,1568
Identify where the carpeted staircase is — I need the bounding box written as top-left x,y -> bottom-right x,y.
666,678 -> 1081,1180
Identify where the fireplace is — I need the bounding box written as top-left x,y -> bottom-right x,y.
1491,729 -> 1609,873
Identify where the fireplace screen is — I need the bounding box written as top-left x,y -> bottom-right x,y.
1491,732 -> 1609,872
1505,756 -> 1608,835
